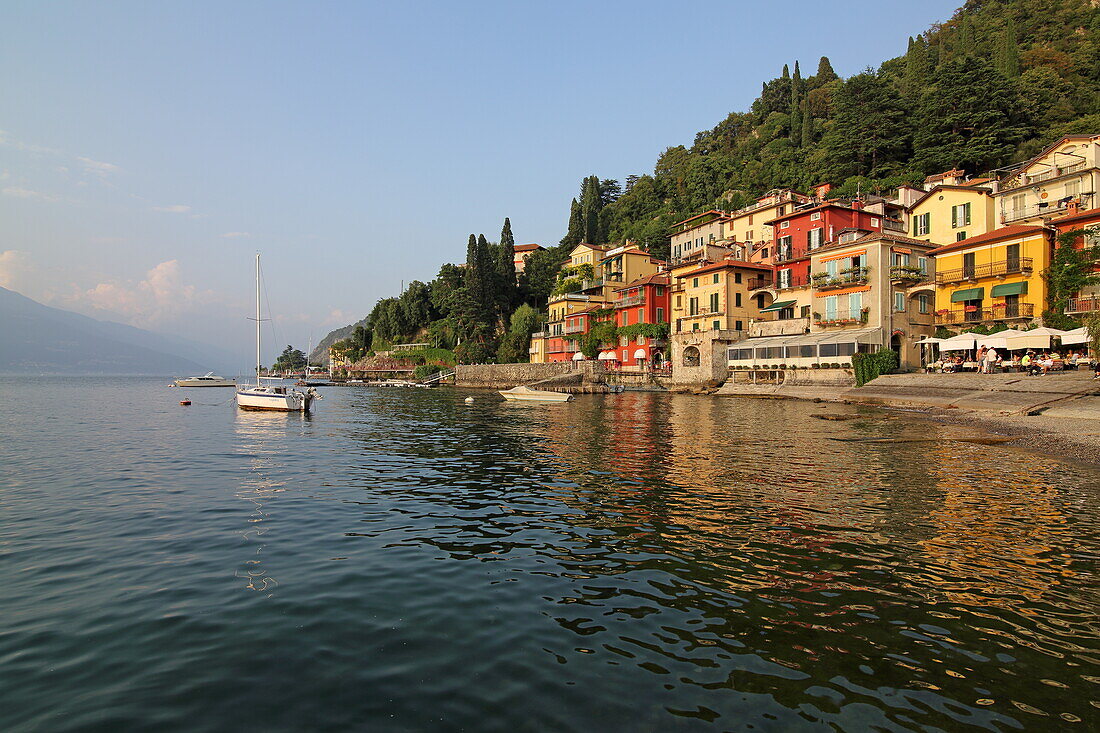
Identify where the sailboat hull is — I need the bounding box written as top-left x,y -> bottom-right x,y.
236,388 -> 313,412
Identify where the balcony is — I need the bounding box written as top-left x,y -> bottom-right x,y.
933,302 -> 1036,325
1066,296 -> 1100,314
774,273 -> 810,290
1001,163 -> 1091,190
935,258 -> 1032,285
813,308 -> 867,326
890,265 -> 930,284
774,248 -> 809,264
1002,200 -> 1075,223
617,294 -> 645,307
882,218 -> 907,232
746,277 -> 772,291
811,267 -> 870,291
564,323 -> 586,334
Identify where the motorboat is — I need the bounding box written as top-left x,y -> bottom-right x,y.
498,385 -> 574,402
174,372 -> 235,387
236,253 -> 319,413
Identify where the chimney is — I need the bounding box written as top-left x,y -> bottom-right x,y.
1067,200 -> 1080,217
851,199 -> 864,211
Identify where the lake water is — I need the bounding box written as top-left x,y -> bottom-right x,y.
1,376 -> 1098,731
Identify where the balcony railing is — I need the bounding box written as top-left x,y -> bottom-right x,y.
774,273 -> 810,290
617,294 -> 645,307
747,277 -> 772,291
564,323 -> 586,334
1002,200 -> 1075,223
890,265 -> 930,283
774,248 -> 809,264
935,258 -> 1032,284
882,218 -> 907,232
811,268 -> 871,291
813,309 -> 866,326
684,307 -> 724,318
934,302 -> 1036,325
1066,296 -> 1100,314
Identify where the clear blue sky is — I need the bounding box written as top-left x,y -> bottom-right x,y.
0,0 -> 962,366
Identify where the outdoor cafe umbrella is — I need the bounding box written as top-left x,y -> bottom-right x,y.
975,329 -> 1025,350
939,332 -> 981,351
1061,327 -> 1090,346
1002,327 -> 1067,351
572,352 -> 586,361
597,351 -> 616,360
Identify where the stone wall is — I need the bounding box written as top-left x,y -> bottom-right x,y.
455,361 -> 605,389
669,329 -> 744,386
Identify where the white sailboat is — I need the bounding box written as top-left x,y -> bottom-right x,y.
236,253 -> 319,412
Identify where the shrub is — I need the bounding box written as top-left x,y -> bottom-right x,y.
414,364 -> 442,380
852,347 -> 899,386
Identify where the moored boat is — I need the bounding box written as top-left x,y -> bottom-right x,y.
498,385 -> 574,402
174,373 -> 236,387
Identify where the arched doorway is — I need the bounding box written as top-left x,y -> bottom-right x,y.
683,346 -> 700,367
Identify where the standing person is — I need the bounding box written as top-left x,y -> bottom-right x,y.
985,346 -> 998,374
976,345 -> 987,370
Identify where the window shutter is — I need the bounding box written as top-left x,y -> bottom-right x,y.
951,206 -> 957,228
964,202 -> 971,225
912,216 -> 918,236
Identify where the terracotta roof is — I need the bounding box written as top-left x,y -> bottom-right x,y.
614,273 -> 670,291
513,243 -> 543,252
680,258 -> 772,278
1050,206 -> 1100,226
569,242 -> 608,253
907,183 -> 994,210
928,225 -> 1049,256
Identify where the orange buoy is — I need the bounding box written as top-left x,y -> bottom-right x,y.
180,400 -> 191,406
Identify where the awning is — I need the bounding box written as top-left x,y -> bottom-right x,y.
597,351 -> 615,360
939,332 -> 982,350
990,281 -> 1028,297
633,349 -> 647,359
1004,327 -> 1067,350
815,327 -> 883,345
572,352 -> 586,361
759,299 -> 796,313
1061,327 -> 1089,345
951,287 -> 984,303
726,327 -> 883,358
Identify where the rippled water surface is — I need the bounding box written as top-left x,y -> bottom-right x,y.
1,376 -> 1099,731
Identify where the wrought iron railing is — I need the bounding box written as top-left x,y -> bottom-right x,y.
934,302 -> 1036,324
1066,296 -> 1100,314
935,258 -> 1032,284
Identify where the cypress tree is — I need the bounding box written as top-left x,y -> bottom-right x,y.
995,17 -> 1020,77
560,198 -> 583,246
816,56 -> 838,83
800,106 -> 813,148
790,60 -> 803,143
781,63 -> 790,80
904,35 -> 930,98
496,217 -> 518,324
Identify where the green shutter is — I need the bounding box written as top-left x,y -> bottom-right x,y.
964,202 -> 971,225
951,206 -> 957,228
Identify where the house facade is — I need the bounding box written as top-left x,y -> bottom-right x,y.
513,243 -> 545,272
928,225 -> 1051,329
610,273 -> 671,368
908,183 -> 997,246
994,135 -> 1100,226
1051,205 -> 1100,318
670,211 -> 730,264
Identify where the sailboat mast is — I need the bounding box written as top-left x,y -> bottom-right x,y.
255,253 -> 261,383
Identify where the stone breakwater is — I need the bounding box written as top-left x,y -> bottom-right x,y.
455,362 -> 607,390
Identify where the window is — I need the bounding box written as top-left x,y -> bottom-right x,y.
778,235 -> 793,259
956,231 -> 967,241
826,260 -> 838,277
656,307 -> 664,322
849,291 -> 862,313
892,252 -> 910,266
801,305 -> 811,318
712,273 -> 719,284
825,295 -> 838,320
746,230 -> 753,241
692,322 -> 700,331
810,211 -> 821,221
871,218 -> 880,227
637,308 -> 644,323
778,269 -> 791,289
655,285 -> 664,296
951,202 -> 972,228
735,272 -> 742,284
917,256 -> 928,273
808,228 -> 824,249
730,348 -> 753,360
713,320 -> 721,330
735,320 -> 743,330
619,335 -> 627,346
760,248 -> 769,259
895,292 -> 906,312
918,294 -> 931,314
637,336 -> 646,346
913,213 -> 930,236
675,295 -> 681,308
711,293 -> 720,312
692,277 -> 699,288
779,220 -> 791,230
1011,193 -> 1026,216
1066,179 -> 1080,198
689,297 -> 699,316
734,293 -> 741,307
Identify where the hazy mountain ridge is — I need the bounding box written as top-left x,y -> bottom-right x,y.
0,286 -> 235,375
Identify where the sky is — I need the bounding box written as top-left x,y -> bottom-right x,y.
0,0 -> 962,368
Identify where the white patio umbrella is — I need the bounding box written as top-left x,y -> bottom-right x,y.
1003,327 -> 1067,351
572,352 -> 586,361
939,332 -> 981,351
913,336 -> 943,345
975,329 -> 1025,350
597,351 -> 616,360
1061,327 -> 1090,346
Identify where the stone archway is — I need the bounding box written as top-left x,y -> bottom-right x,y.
683,345 -> 700,367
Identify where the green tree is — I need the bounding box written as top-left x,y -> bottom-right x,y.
994,16 -> 1021,77
912,55 -> 1030,174
495,217 -> 518,324
790,60 -> 804,145
560,198 -> 583,247
1043,228 -> 1099,328
822,70 -> 910,179
815,56 -> 838,84
904,35 -> 931,98
273,345 -> 307,372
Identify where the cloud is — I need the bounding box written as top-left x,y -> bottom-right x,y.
220,231 -> 251,238
77,156 -> 120,175
152,204 -> 191,214
68,259 -> 219,328
2,186 -> 58,201
0,250 -> 34,288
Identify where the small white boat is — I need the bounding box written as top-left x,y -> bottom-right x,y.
498,385 -> 574,402
374,379 -> 432,388
175,372 -> 235,387
236,253 -> 319,413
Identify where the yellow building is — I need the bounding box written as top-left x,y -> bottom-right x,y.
994,134 -> 1100,226
907,183 -> 996,246
669,258 -> 772,333
929,225 -> 1051,328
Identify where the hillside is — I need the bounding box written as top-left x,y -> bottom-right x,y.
0,286 -> 229,375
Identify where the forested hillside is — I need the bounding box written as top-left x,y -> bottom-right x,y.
320,0 -> 1100,365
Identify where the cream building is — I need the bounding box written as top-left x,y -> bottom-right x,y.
907,183 -> 996,247
995,135 -> 1100,226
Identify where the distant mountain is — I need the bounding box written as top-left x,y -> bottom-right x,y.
0,286 -> 233,375
311,316 -> 367,365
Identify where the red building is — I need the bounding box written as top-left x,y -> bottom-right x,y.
1051,204 -> 1100,316
608,274 -> 670,368
765,201 -> 891,290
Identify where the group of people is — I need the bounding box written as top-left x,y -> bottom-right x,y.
940,346 -> 1099,377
